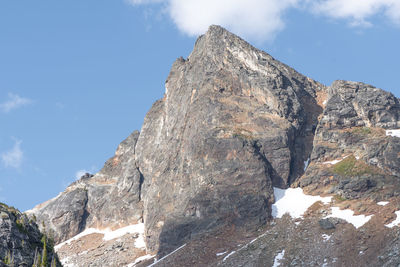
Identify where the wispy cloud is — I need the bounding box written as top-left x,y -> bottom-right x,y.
0,93 -> 32,113
1,139 -> 24,169
310,0 -> 400,27
128,0 -> 400,42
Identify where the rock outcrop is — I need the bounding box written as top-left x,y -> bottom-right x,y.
299,80 -> 400,200
0,203 -> 60,266
27,131 -> 143,244
24,25 -> 400,267
136,25 -> 325,254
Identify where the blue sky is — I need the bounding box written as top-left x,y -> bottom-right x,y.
1,0 -> 399,211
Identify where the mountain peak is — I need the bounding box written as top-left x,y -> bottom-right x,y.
17,25 -> 400,267
189,24 -> 257,61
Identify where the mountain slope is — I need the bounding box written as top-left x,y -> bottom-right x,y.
0,203 -> 60,266
25,25 -> 400,267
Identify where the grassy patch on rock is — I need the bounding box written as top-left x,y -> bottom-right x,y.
351,127 -> 372,135
332,156 -> 381,177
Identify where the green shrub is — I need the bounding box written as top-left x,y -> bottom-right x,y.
332,156 -> 381,177
351,127 -> 372,136
15,218 -> 27,234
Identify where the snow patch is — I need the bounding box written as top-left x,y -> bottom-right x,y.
322,100 -> 327,105
222,251 -> 236,262
272,250 -> 285,267
386,129 -> 400,138
103,224 -> 144,241
377,201 -> 389,206
216,251 -> 228,256
148,244 -> 186,266
126,254 -> 156,267
304,158 -> 310,171
55,228 -> 103,251
322,234 -> 331,241
322,155 -> 349,165
272,187 -> 332,219
385,211 -> 400,228
60,256 -> 75,267
326,207 -> 372,229
55,223 -> 145,251
220,231 -> 269,261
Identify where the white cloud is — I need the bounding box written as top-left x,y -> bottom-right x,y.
128,0 -> 400,41
0,93 -> 32,113
310,0 -> 400,27
169,0 -> 299,41
1,139 -> 24,169
129,0 -> 299,41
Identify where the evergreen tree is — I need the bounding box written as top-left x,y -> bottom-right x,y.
41,236 -> 47,267
3,250 -> 14,266
36,254 -> 41,267
50,255 -> 56,267
3,250 -> 11,265
32,247 -> 39,267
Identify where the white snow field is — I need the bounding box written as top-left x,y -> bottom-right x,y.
385,211 -> 400,228
377,201 -> 389,206
272,187 -> 331,219
322,155 -> 349,165
325,207 -> 372,229
272,250 -> 285,267
55,223 -> 146,251
386,129 -> 400,138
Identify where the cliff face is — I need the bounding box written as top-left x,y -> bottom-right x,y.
0,203 -> 60,266
27,131 -> 143,244
23,25 -> 400,267
136,25 -> 325,254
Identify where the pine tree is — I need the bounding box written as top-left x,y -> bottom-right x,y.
41,236 -> 47,267
10,252 -> 15,267
3,250 -> 14,266
36,254 -> 41,267
50,255 -> 56,267
3,250 -> 10,265
32,247 -> 39,267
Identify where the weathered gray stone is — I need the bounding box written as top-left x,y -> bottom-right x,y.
135,25 -> 324,254
0,203 -> 60,266
319,218 -> 335,230
29,131 -> 143,243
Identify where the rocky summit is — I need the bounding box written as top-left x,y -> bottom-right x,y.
2,25 -> 400,267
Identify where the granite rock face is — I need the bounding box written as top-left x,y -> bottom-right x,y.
0,203 -> 59,266
299,80 -> 400,200
136,25 -> 325,254
28,131 -> 143,243
24,25 -> 400,266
